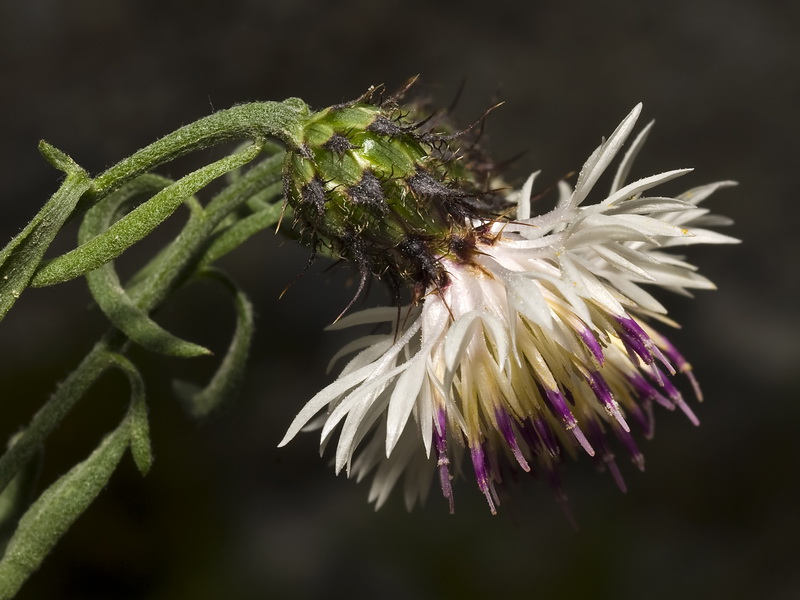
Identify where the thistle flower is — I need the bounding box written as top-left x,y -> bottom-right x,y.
279,103 -> 738,513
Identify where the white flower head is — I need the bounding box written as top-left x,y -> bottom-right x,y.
279,104 -> 739,513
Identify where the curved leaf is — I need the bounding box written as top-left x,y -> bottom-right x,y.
0,143 -> 91,320
173,268 -> 255,418
31,141 -> 264,287
0,348 -> 113,496
76,176 -> 211,357
199,184 -> 283,267
0,433 -> 43,554
106,353 -> 153,476
0,418 -> 129,599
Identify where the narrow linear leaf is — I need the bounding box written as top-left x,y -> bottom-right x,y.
106,354 -> 153,476
77,177 -> 211,357
199,186 -> 284,267
31,140 -> 264,287
0,434 -> 43,553
173,268 -> 255,418
0,143 -> 91,320
224,139 -> 285,186
0,351 -> 153,597
123,148 -> 286,309
0,419 -> 129,600
203,146 -> 284,218
89,261 -> 212,357
87,100 -> 307,202
0,347 -> 113,496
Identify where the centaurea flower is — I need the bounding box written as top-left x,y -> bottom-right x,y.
279,103 -> 738,513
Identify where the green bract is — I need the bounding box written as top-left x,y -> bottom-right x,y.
282,97 -> 497,294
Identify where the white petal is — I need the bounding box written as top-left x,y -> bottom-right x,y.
333,366 -> 410,472
418,379 -> 434,458
325,366 -> 403,445
611,214 -> 695,238
326,306 -> 401,330
505,274 -> 554,332
610,276 -> 667,313
606,196 -> 696,215
659,228 -> 740,247
480,312 -> 511,368
598,169 -> 693,209
277,362 -> 382,447
678,180 -> 738,206
571,104 -> 643,207
611,120 -> 654,193
644,264 -> 718,290
280,318 -> 422,447
561,254 -> 625,315
327,334 -> 390,374
516,171 -> 539,220
443,311 -> 482,373
385,355 -> 429,456
689,214 -> 735,227
534,273 -> 593,325
591,244 -> 656,281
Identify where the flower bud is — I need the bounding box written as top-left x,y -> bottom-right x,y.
282,90 -> 498,294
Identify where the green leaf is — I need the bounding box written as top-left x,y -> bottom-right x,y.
0,419 -> 129,599
123,147 -> 286,312
0,351 -> 153,597
173,269 -> 255,418
199,182 -> 284,267
79,177 -> 211,357
91,262 -> 212,356
86,100 -> 308,203
31,140 -> 264,288
0,143 -> 91,320
0,433 -> 43,555
106,354 -> 153,476
202,144 -> 285,219
0,345 -> 113,498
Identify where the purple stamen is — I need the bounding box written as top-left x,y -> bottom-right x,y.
533,415 -> 561,458
676,402 -> 700,426
628,372 -> 674,410
684,370 -> 703,402
495,408 -> 530,472
649,366 -> 699,424
606,458 -> 627,493
658,334 -> 704,401
587,371 -> 629,432
585,418 -> 627,492
650,344 -> 676,376
434,410 -> 454,513
627,400 -> 655,440
617,316 -> 678,376
570,425 -> 594,457
579,327 -> 605,365
648,362 -> 665,387
470,444 -> 497,514
655,367 -> 680,399
486,442 -> 503,485
520,415 -> 560,459
519,417 -> 544,457
544,388 -> 595,456
612,426 -> 645,471
616,316 -> 654,365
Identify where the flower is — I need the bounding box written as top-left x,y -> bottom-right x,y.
278,103 -> 738,513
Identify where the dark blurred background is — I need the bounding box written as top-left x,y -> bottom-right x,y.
1,1 -> 797,598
